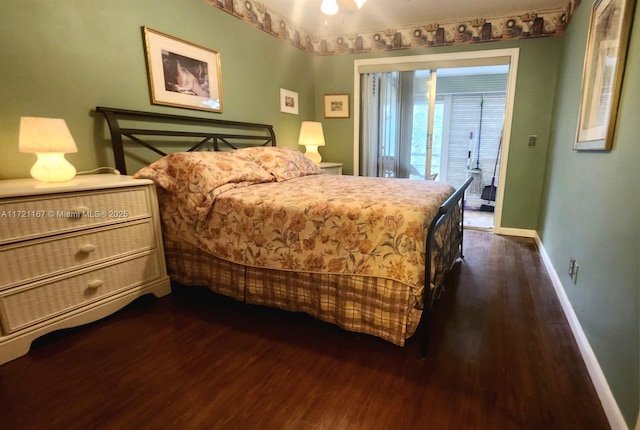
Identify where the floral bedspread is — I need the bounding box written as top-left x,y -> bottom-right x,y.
159,174 -> 456,300
134,148 -> 459,343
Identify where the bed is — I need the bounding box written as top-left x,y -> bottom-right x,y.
96,106 -> 472,354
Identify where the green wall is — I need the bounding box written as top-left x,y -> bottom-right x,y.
0,0 -> 562,232
313,38 -> 563,231
0,0 -> 314,179
1,0 -> 637,425
539,3 -> 640,427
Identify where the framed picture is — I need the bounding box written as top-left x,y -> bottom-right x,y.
142,26 -> 223,113
280,88 -> 299,115
575,0 -> 635,150
324,94 -> 350,118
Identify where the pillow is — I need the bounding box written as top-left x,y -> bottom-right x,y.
133,152 -> 275,223
233,146 -> 323,182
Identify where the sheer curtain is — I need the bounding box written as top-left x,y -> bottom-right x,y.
359,72 -> 382,177
360,71 -> 416,178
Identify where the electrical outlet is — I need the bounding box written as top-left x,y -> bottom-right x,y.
528,135 -> 538,147
569,258 -> 580,284
569,258 -> 576,277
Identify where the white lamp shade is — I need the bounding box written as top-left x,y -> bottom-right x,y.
298,121 -> 326,147
298,121 -> 326,164
354,0 -> 367,9
19,117 -> 78,182
19,117 -> 78,153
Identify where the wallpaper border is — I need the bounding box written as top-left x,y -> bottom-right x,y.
205,0 -> 582,56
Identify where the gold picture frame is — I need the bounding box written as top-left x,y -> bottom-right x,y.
575,0 -> 635,150
324,94 -> 350,118
142,27 -> 223,113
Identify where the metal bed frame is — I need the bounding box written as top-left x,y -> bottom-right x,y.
96,107 -> 276,174
96,106 -> 471,357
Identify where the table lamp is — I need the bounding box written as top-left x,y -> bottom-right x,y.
298,121 -> 326,164
19,117 -> 78,182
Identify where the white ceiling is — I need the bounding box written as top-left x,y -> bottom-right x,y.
258,0 -> 571,35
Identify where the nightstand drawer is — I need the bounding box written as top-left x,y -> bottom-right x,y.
0,187 -> 152,244
0,220 -> 157,290
0,252 -> 163,334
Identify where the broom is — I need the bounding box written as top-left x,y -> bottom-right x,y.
480,132 -> 502,212
468,94 -> 484,195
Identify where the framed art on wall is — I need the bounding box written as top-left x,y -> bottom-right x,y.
324,94 -> 350,118
574,0 -> 635,150
280,88 -> 299,115
142,26 -> 223,113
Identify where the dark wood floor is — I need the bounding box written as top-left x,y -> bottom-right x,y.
0,231 -> 610,429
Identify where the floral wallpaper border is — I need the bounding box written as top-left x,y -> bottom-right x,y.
204,0 -> 582,56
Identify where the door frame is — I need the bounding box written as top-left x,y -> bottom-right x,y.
353,48 -> 520,233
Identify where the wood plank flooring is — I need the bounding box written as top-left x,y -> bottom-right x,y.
0,231 -> 610,429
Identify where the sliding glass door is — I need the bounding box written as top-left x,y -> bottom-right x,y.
360,70 -> 436,179
359,66 -> 507,195
411,70 -> 437,180
353,49 -> 519,232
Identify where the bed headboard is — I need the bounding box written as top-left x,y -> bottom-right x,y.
96,107 -> 276,175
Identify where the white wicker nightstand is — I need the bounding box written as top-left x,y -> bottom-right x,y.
0,174 -> 171,365
318,162 -> 343,175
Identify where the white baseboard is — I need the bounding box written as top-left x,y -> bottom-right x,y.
494,226 -> 536,238
534,232 -> 628,430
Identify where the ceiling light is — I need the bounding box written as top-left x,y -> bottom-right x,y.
321,0 -> 367,17
320,0 -> 339,16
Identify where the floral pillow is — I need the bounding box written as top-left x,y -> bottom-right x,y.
133,151 -> 274,223
233,146 -> 323,182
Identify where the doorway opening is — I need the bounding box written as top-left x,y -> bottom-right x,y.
353,49 -> 519,233
416,68 -> 508,231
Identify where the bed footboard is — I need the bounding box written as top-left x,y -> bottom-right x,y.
420,175 -> 473,357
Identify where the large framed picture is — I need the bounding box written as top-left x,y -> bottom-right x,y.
142,27 -> 223,113
575,0 -> 635,150
324,94 -> 350,118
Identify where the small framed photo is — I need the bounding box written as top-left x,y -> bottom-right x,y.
280,88 -> 299,115
142,26 -> 223,113
324,94 -> 350,118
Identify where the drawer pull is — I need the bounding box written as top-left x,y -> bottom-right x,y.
78,244 -> 97,253
68,206 -> 90,218
87,280 -> 104,289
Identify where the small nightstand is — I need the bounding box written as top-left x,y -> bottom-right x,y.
0,174 -> 171,365
319,162 -> 343,175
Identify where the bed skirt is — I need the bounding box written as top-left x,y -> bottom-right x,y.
163,234 -> 423,346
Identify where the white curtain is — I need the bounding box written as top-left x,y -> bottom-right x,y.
360,71 -> 416,178
359,72 -> 381,177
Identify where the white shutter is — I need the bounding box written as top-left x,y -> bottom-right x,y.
445,93 -> 505,207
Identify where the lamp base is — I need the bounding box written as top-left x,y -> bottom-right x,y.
303,145 -> 322,164
31,153 -> 77,182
